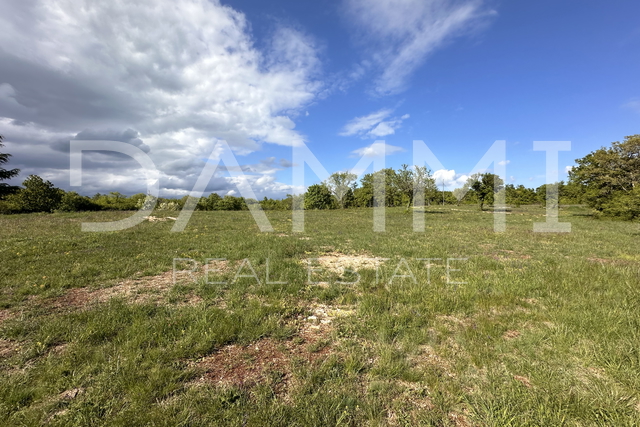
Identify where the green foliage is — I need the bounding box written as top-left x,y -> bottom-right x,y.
91,192 -> 139,210
257,194 -> 295,210
57,191 -> 102,212
5,175 -> 63,213
324,171 -> 357,208
394,164 -> 436,210
217,195 -> 247,211
505,184 -> 537,207
194,193 -> 250,211
597,187 -> 640,220
196,193 -> 221,211
355,168 -> 403,208
304,183 -> 335,210
569,134 -> 640,219
468,173 -> 504,210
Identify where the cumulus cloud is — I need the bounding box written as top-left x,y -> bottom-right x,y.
351,141 -> 404,158
343,0 -> 495,95
497,160 -> 510,166
0,0 -> 321,197
432,169 -> 469,188
565,165 -> 573,173
340,109 -> 409,138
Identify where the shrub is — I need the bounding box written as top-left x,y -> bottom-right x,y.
57,191 -> 102,212
7,175 -> 63,213
304,184 -> 335,210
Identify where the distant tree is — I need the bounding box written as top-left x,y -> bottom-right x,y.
357,168 -> 401,207
505,184 -> 537,207
393,164 -> 436,211
0,135 -> 20,199
92,192 -> 138,210
216,195 -> 246,210
325,171 -> 357,209
452,182 -> 470,206
304,183 -> 335,210
468,173 -> 504,210
569,134 -> 640,218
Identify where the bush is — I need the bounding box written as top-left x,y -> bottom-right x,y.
57,191 -> 102,212
92,192 -> 138,210
598,188 -> 640,220
6,175 -> 63,213
304,184 -> 335,210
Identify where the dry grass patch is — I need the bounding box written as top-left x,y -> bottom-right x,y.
143,215 -> 177,222
448,411 -> 475,427
311,251 -> 386,274
513,375 -> 532,388
0,309 -> 14,325
0,339 -> 21,359
42,261 -> 235,312
503,330 -> 521,340
411,345 -> 456,378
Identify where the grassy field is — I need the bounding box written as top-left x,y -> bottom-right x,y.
1,205 -> 639,426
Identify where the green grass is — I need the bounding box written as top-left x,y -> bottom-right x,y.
1,205 -> 639,425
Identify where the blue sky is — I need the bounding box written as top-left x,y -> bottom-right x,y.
0,0 -> 638,197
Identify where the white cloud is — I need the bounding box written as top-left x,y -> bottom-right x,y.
623,99 -> 640,114
351,142 -> 404,158
432,169 -> 469,188
565,165 -> 573,173
343,0 -> 495,95
498,160 -> 510,166
340,109 -> 409,138
0,0 -> 322,196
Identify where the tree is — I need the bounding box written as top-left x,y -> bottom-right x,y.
569,134 -> 640,218
453,182 -> 471,205
9,175 -> 63,213
467,173 -> 504,210
325,171 -> 357,209
304,183 -> 335,210
394,164 -> 435,211
505,184 -> 537,207
0,135 -> 20,199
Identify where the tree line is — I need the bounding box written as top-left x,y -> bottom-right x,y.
1,134 -> 638,219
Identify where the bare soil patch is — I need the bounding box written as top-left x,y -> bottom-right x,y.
193,302 -> 355,392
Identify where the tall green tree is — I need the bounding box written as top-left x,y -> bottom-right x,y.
304,183 -> 335,210
468,173 -> 504,210
569,134 -> 640,218
394,164 -> 435,211
0,135 -> 20,198
355,169 -> 400,207
325,171 -> 357,209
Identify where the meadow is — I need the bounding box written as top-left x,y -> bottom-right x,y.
1,205 -> 639,426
